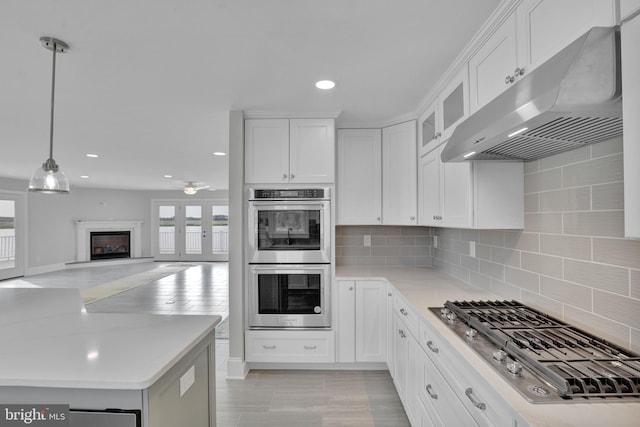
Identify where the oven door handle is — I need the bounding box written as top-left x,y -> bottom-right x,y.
249,201 -> 327,209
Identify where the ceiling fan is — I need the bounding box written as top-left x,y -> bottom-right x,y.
181,181 -> 210,195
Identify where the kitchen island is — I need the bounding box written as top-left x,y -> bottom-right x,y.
337,266 -> 640,427
0,288 -> 219,427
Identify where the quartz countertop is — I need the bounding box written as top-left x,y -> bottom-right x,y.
336,266 -> 640,427
0,288 -> 220,390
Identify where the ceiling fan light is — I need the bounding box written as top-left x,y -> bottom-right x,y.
183,186 -> 197,195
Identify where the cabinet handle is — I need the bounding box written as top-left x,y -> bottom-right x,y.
388,292 -> 392,297
400,308 -> 408,316
465,388 -> 486,410
426,384 -> 438,400
290,173 -> 295,179
435,132 -> 442,139
304,345 -> 317,350
282,174 -> 288,180
426,340 -> 439,353
263,345 -> 276,349
349,286 -> 354,291
505,75 -> 515,84
376,217 -> 381,222
410,216 -> 415,220
514,67 -> 525,76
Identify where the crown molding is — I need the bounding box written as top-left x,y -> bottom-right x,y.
243,110 -> 342,120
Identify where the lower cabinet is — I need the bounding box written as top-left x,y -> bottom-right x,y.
245,330 -> 335,363
337,280 -> 387,363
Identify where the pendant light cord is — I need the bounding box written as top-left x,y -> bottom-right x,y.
49,41 -> 57,160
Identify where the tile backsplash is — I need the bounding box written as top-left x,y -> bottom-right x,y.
432,137 -> 640,352
336,226 -> 432,267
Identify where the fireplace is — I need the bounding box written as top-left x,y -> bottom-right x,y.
90,231 -> 131,260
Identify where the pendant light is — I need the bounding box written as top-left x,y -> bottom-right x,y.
28,37 -> 70,194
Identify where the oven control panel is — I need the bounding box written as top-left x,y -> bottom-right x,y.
251,188 -> 328,200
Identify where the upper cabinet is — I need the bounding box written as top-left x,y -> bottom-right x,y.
245,118 -> 335,184
382,121 -> 417,225
621,0 -> 640,21
419,66 -> 470,157
622,13 -> 640,237
337,129 -> 382,225
469,0 -> 616,112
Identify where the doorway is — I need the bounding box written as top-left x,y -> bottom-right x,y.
0,192 -> 25,280
152,200 -> 229,262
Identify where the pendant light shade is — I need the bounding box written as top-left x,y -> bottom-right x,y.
28,37 -> 70,194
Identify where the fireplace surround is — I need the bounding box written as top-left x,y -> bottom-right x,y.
75,221 -> 143,262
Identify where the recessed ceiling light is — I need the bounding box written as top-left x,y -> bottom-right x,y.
164,175 -> 173,178
213,152 -> 227,156
86,154 -> 99,158
315,80 -> 336,90
80,175 -> 89,179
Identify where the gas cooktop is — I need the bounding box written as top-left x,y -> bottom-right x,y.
430,300 -> 640,403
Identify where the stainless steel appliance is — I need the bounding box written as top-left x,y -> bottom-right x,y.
248,264 -> 330,328
431,300 -> 640,403
247,187 -> 331,264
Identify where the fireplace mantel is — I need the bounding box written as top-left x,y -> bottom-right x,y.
75,220 -> 143,262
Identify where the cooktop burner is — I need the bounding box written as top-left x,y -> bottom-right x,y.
430,300 -> 640,403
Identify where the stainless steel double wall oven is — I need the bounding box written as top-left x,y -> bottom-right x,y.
247,187 -> 331,329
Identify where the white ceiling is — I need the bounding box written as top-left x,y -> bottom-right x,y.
0,0 -> 500,191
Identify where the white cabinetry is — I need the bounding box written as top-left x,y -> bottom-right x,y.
418,145 -> 524,229
382,121 -> 417,225
337,280 -> 387,363
419,66 -> 470,157
245,330 -> 335,363
621,0 -> 640,20
622,14 -> 640,237
245,118 -> 335,184
336,129 -> 382,225
469,0 -> 616,112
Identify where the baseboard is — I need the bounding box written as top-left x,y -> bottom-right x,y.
65,257 -> 155,269
225,357 -> 249,379
25,263 -> 67,276
246,362 -> 388,371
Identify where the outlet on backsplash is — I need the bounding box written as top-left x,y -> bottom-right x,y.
363,235 -> 371,247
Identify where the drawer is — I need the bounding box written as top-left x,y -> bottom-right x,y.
245,330 -> 335,363
419,316 -> 449,362
393,292 -> 419,338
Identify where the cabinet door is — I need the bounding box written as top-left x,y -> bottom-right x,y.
392,313 -> 409,401
440,65 -> 469,142
469,13 -> 518,112
418,149 -> 441,226
354,281 -> 386,363
418,102 -> 439,158
623,15 -> 640,237
244,119 -> 290,183
441,151 -> 472,228
382,121 -> 417,225
385,283 -> 394,373
336,129 -> 382,224
289,119 -> 335,183
337,280 -> 356,363
517,0 -> 616,74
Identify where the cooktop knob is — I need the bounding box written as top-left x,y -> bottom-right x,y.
440,307 -> 450,316
493,350 -> 508,362
465,328 -> 478,339
446,312 -> 457,323
507,361 -> 523,376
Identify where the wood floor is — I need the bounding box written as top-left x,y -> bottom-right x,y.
2,262 -> 410,427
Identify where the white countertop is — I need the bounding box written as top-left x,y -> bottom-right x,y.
0,288 -> 220,390
337,266 -> 640,427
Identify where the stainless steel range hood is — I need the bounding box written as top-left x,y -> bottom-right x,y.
441,26 -> 621,162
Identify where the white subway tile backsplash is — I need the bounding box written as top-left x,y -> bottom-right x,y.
504,231 -> 539,252
539,145 -> 590,170
562,154 -> 623,188
505,266 -> 540,293
521,252 -> 563,279
524,193 -> 540,213
564,305 -> 631,349
593,290 -> 640,329
631,328 -> 640,354
520,290 -> 563,318
540,276 -> 592,311
524,213 -> 563,234
591,136 -> 623,158
478,259 -> 505,281
490,279 -> 521,300
593,238 -> 640,269
563,211 -> 624,237
564,259 -> 629,296
491,247 -> 520,268
524,168 -> 562,193
539,234 -> 591,261
539,187 -> 591,212
631,270 -> 640,300
592,182 -> 624,210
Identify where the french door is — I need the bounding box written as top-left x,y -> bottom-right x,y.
0,192 -> 25,280
152,200 -> 229,261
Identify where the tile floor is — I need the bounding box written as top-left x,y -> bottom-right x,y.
1,262 -> 410,427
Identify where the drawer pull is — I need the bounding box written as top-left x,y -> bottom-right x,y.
465,388 -> 486,410
400,308 -> 408,316
304,345 -> 317,350
263,345 -> 276,349
426,384 -> 438,400
426,340 -> 439,353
